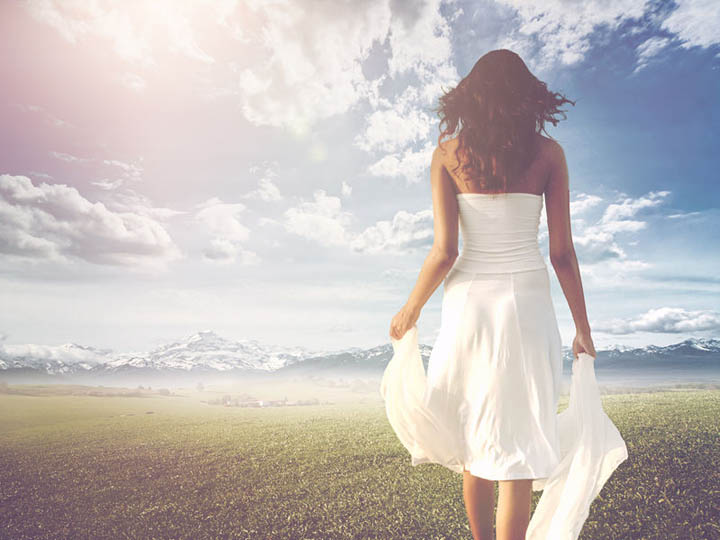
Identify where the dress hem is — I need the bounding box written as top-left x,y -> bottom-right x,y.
410,456 -> 557,483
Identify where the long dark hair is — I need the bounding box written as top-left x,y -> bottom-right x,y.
434,49 -> 575,191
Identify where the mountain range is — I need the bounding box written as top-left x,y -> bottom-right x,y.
1,331 -> 718,387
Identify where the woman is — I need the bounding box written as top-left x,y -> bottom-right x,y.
388,49 -> 596,540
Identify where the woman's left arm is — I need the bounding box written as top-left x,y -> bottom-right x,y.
389,145 -> 459,340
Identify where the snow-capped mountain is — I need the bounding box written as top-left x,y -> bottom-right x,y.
570,337 -> 720,369
0,342 -> 114,374
101,330 -> 316,374
0,330 -> 319,383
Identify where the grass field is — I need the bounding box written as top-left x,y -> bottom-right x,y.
0,387 -> 718,539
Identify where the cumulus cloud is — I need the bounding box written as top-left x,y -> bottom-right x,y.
283,187 -> 434,255
353,84 -> 437,182
354,2 -> 458,181
243,176 -> 282,202
367,140 -> 436,184
660,0 -> 720,51
194,197 -> 259,264
351,208 -> 433,254
0,174 -> 182,268
234,0 -> 456,135
570,193 -> 604,215
495,0 -> 649,70
495,1 -> 720,73
600,190 -> 670,223
283,190 -> 353,247
230,0 -> 392,135
572,190 -> 670,264
595,306 -> 720,334
354,98 -> 432,153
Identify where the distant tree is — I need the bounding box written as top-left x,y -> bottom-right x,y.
137,385 -> 145,390
158,388 -> 170,396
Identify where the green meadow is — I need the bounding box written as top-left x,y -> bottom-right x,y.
0,386 -> 717,539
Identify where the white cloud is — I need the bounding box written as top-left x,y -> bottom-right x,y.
571,190 -> 670,264
385,0 -> 458,91
595,306 -> 720,334
341,181 -> 352,198
351,207 -> 433,254
194,197 -> 259,264
600,190 -> 670,223
570,193 -> 604,215
283,189 -> 435,255
89,157 -> 143,191
232,0 -> 456,135
495,0 -> 650,70
667,210 -> 702,219
633,36 -> 672,72
367,140 -> 436,184
102,188 -> 186,220
353,87 -> 432,153
50,150 -> 91,163
229,0 -> 393,135
0,174 -> 182,268
102,158 -> 143,180
24,0 -> 461,136
661,0 -> 720,50
92,178 -> 125,191
354,2 -> 459,183
243,176 -> 282,202
283,190 -> 353,247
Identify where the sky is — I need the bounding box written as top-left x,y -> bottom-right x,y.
0,0 -> 719,354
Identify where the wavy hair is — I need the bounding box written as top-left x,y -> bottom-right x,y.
434,49 -> 576,191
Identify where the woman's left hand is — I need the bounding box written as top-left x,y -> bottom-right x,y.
389,304 -> 420,340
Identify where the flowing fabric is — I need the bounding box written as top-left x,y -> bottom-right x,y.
380,325 -> 628,539
380,193 -> 628,539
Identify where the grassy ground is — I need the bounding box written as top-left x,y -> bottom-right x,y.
0,387 -> 717,539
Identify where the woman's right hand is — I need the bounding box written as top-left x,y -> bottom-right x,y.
572,330 -> 596,360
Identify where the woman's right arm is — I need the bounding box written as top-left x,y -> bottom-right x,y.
544,141 -> 597,359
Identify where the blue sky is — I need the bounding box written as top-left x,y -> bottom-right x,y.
0,0 -> 718,354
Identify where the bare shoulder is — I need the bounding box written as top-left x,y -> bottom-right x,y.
436,136 -> 458,156
538,135 -> 565,166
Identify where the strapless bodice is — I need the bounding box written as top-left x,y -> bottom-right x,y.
451,192 -> 546,274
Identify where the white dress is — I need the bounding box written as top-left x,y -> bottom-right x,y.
381,192 -> 628,539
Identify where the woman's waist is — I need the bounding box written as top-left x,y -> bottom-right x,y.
451,248 -> 546,273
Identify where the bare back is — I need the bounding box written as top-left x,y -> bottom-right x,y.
437,133 -> 553,197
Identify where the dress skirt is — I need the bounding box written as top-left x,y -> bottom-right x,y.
417,265 -> 563,480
